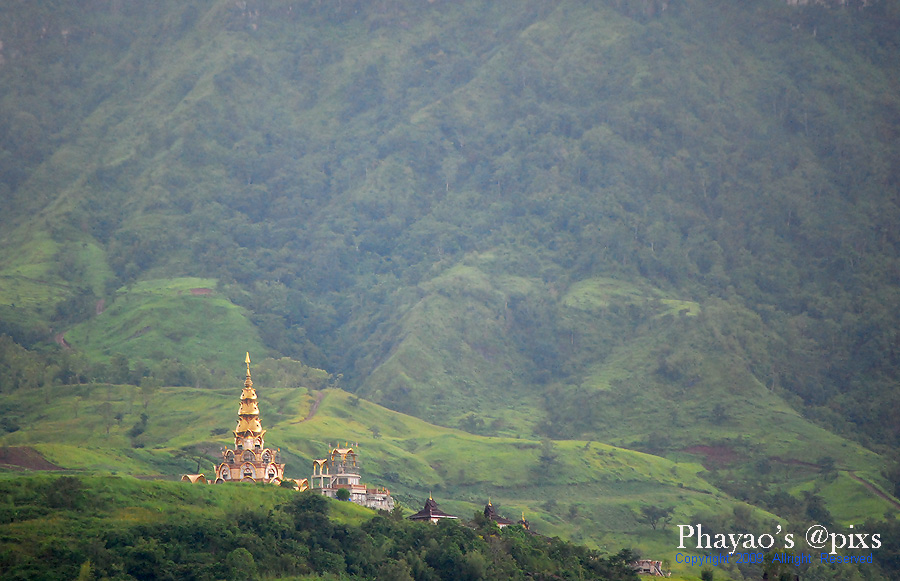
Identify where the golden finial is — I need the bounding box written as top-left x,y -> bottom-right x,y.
429,491 -> 433,500
243,352 -> 254,389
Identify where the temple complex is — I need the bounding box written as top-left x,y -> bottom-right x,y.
182,353 -> 392,511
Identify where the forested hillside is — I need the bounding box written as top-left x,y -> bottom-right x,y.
0,475 -> 642,580
1,0 -> 900,485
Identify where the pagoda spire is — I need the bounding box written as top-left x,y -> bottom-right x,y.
234,352 -> 265,442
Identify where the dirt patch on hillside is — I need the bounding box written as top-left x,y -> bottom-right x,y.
848,471 -> 900,511
126,325 -> 152,341
683,445 -> 740,469
0,447 -> 65,471
292,391 -> 325,424
53,332 -> 71,350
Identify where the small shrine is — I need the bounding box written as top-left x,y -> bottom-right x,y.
631,560 -> 668,577
408,495 -> 458,524
483,501 -> 529,530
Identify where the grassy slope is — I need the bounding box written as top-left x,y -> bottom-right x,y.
559,279 -> 884,469
1,385 -> 894,579
364,267 -> 891,488
361,261 -> 546,429
0,227 -> 112,324
64,277 -> 268,375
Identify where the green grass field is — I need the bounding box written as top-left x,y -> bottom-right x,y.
64,277 -> 268,376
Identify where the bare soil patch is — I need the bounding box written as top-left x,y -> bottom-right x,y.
682,444 -> 740,468
0,447 -> 64,471
292,391 -> 325,424
53,332 -> 71,349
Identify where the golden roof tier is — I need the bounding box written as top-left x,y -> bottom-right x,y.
234,352 -> 266,440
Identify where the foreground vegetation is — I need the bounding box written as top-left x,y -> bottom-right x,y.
0,474 -> 641,581
1,472 -> 897,581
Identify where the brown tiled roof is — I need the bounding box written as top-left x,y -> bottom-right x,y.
408,497 -> 457,520
484,502 -> 515,525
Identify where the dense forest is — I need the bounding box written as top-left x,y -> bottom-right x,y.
0,475 -> 642,580
1,1 -> 900,564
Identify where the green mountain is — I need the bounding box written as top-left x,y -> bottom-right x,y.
2,0 -> 900,576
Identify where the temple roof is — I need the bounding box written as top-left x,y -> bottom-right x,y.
408,495 -> 457,521
233,352 -> 265,438
484,501 -> 515,525
236,417 -> 263,434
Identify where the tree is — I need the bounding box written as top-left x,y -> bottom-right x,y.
140,376 -> 160,411
711,403 -> 729,425
538,438 -> 558,468
44,476 -> 85,510
225,548 -> 258,581
376,559 -> 414,581
637,505 -> 674,530
817,456 -> 837,481
110,354 -> 131,385
803,492 -> 832,525
335,488 -> 351,501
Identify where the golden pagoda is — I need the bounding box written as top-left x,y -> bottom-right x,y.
213,353 -> 285,484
